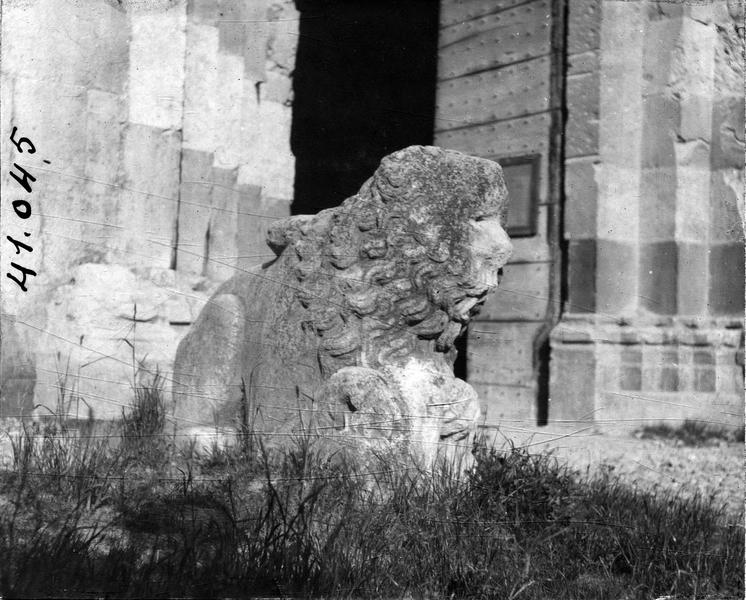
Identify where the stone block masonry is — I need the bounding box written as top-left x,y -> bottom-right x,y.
1,0 -> 741,438
551,0 -> 744,430
0,0 -> 299,421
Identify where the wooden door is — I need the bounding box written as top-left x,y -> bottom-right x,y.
434,0 -> 564,434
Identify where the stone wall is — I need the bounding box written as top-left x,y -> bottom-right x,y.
0,0 -> 298,420
552,0 -> 744,431
3,0 -> 741,435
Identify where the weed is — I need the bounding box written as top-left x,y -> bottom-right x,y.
0,398 -> 743,598
120,369 -> 170,468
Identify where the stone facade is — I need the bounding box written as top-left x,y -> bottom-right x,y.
552,0 -> 744,431
0,0 -> 742,437
0,0 -> 298,420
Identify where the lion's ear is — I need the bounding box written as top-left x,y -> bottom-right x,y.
266,214 -> 315,256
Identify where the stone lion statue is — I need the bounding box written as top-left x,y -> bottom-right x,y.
172,145 -> 512,464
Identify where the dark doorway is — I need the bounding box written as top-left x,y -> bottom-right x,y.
290,0 -> 440,215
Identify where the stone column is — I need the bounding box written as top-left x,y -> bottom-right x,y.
551,0 -> 744,432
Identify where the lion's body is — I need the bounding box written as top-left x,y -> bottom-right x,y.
172,146 -> 512,460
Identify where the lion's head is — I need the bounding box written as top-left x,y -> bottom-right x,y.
266,145 -> 512,377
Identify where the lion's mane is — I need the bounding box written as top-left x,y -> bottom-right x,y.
265,146 -> 508,378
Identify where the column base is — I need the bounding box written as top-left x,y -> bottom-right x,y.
549,315 -> 744,433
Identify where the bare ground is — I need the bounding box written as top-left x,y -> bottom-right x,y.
501,427 -> 744,520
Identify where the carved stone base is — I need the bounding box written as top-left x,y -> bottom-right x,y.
549,316 -> 744,432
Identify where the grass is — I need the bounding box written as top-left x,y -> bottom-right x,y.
0,382 -> 743,599
636,419 -> 745,446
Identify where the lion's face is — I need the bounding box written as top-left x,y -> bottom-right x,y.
450,216 -> 512,321
372,146 -> 512,324
465,215 -> 513,291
